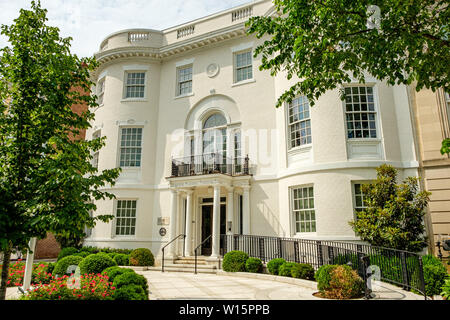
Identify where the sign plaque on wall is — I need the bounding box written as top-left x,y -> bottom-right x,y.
159,228 -> 167,237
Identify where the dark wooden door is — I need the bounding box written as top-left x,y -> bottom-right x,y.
201,204 -> 226,255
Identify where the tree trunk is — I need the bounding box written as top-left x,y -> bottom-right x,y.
0,245 -> 12,300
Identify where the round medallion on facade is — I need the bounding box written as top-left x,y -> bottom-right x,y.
159,227 -> 167,237
206,63 -> 219,78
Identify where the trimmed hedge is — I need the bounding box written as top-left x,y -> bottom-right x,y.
57,247 -> 78,261
78,253 -> 117,275
278,262 -> 296,277
113,254 -> 130,266
267,258 -> 286,275
53,255 -> 84,276
222,251 -> 249,272
112,272 -> 149,300
245,257 -> 263,273
102,266 -> 135,283
130,248 -> 154,267
291,263 -> 315,280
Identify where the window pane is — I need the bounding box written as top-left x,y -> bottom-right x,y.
292,186 -> 315,233
115,200 -> 137,236
119,128 -> 143,167
344,86 -> 376,139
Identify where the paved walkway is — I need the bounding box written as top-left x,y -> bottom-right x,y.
5,271 -> 426,300
138,271 -> 425,300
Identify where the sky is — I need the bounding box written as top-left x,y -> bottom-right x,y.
0,0 -> 253,57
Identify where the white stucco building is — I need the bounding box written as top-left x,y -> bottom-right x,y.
84,0 -> 420,261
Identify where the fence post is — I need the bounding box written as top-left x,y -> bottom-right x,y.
418,256 -> 427,300
278,238 -> 283,259
400,252 -> 410,290
327,246 -> 334,265
259,238 -> 265,262
317,241 -> 323,267
294,241 -> 299,263
360,255 -> 372,299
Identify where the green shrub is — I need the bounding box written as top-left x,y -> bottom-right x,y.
315,265 -> 337,292
326,265 -> 364,299
46,262 -> 56,275
114,254 -> 130,266
57,247 -> 78,261
267,258 -> 286,275
245,257 -> 263,273
80,246 -> 99,254
53,255 -> 84,276
78,253 -> 117,275
107,252 -> 117,259
222,251 -> 249,272
130,248 -> 154,267
441,278 -> 450,300
113,284 -> 148,300
291,263 -> 315,280
102,266 -> 135,282
278,262 -> 296,277
73,251 -> 90,258
422,254 -> 448,297
113,271 -> 148,295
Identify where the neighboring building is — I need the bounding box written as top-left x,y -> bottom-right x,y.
84,0 -> 422,261
410,87 -> 450,258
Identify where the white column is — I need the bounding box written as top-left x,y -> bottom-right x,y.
168,188 -> 178,258
22,237 -> 37,291
226,187 -> 234,235
226,187 -> 234,252
211,184 -> 221,258
184,189 -> 193,256
242,185 -> 251,234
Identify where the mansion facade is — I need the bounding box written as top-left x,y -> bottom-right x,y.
84,0 -> 430,260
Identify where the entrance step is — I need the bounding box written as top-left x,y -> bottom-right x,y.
148,263 -> 217,274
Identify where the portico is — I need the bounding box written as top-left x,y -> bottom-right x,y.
166,174 -> 251,260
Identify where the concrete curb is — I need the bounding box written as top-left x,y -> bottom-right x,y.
216,271 -> 317,290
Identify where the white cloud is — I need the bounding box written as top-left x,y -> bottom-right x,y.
0,0 -> 252,57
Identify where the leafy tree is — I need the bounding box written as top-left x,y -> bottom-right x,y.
247,0 -> 449,150
0,1 -> 120,299
349,164 -> 430,252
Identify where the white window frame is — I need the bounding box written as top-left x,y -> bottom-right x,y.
123,71 -> 147,99
290,185 -> 316,234
343,85 -> 379,140
113,199 -> 138,237
352,182 -> 370,214
176,64 -> 193,97
92,130 -> 101,169
97,78 -> 105,106
286,96 -> 312,150
233,49 -> 253,84
118,126 -> 143,168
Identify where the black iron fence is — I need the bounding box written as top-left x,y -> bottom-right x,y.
220,234 -> 426,298
171,153 -> 249,177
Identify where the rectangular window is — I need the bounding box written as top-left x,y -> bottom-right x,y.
125,72 -> 145,98
119,127 -> 142,167
234,50 -> 252,83
115,200 -> 137,236
97,79 -> 105,105
92,131 -> 101,169
292,186 -> 316,233
353,183 -> 368,213
344,86 -> 377,139
288,96 -> 312,149
177,65 -> 192,96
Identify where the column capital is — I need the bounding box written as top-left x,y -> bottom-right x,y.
241,184 -> 251,191
226,186 -> 234,193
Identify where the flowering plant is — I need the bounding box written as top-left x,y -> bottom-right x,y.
22,273 -> 116,300
0,261 -> 52,287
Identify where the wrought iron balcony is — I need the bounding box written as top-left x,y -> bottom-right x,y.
171,153 -> 250,177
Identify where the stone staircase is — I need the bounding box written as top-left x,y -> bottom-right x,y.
148,256 -> 220,274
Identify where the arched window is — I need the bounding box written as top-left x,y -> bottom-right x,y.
203,113 -> 227,129
202,113 -> 227,158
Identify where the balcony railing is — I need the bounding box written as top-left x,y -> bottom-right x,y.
171,153 -> 249,177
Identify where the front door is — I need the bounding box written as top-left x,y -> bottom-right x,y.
201,204 -> 226,255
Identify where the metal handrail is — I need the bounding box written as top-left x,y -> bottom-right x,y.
194,235 -> 212,274
161,234 -> 185,272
